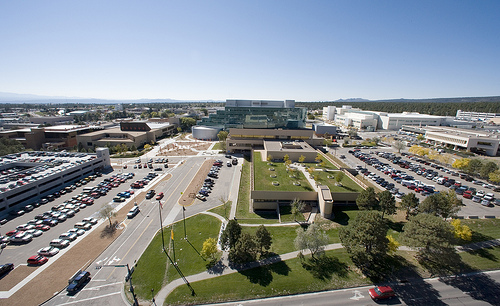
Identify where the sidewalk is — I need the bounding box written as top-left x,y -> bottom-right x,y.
153,231 -> 500,304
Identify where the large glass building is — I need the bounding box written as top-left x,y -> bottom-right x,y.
199,99 -> 307,129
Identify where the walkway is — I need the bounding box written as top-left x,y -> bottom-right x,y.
153,229 -> 500,304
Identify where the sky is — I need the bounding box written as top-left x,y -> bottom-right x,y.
1,0 -> 500,101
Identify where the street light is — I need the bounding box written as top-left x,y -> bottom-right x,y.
151,288 -> 157,306
104,263 -> 138,306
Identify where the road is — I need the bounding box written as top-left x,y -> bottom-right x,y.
212,270 -> 500,306
43,153 -> 238,306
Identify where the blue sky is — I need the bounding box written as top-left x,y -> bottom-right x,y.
1,0 -> 499,101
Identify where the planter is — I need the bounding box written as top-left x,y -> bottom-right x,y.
293,182 -> 301,186
269,168 -> 275,171
272,181 -> 280,186
270,174 -> 277,178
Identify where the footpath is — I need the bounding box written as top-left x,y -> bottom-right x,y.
154,210 -> 500,304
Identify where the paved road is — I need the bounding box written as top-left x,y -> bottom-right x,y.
208,269 -> 500,306
43,154 -> 238,306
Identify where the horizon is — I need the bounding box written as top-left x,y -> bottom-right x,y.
1,1 -> 500,101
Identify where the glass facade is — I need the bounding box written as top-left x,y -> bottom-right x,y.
200,106 -> 307,129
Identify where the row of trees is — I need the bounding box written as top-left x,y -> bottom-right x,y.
0,138 -> 25,155
452,157 -> 500,182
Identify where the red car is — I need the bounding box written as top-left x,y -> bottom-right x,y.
463,191 -> 473,199
35,224 -> 50,231
27,255 -> 48,265
369,286 -> 395,300
6,230 -> 19,237
155,192 -> 164,200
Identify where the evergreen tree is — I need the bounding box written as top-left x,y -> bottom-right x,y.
255,225 -> 272,254
220,219 -> 241,250
356,187 -> 379,210
400,192 -> 420,220
378,190 -> 396,218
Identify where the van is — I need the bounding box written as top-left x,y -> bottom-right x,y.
67,270 -> 90,293
82,187 -> 93,194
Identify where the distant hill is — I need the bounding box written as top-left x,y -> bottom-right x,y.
371,96 -> 500,103
0,92 -> 222,104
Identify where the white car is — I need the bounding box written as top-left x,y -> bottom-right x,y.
68,228 -> 86,236
59,232 -> 78,241
484,193 -> 495,201
50,238 -> 70,248
38,246 -> 59,256
25,229 -> 43,237
476,190 -> 486,198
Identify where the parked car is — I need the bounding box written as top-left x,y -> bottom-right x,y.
68,228 -> 86,236
59,232 -> 78,241
50,239 -> 70,248
38,246 -> 60,257
82,217 -> 98,225
27,255 -> 48,265
368,286 -> 396,300
0,263 -> 14,276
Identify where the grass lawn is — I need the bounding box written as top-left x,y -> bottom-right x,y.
132,214 -> 221,300
460,219 -> 500,244
278,205 -> 305,223
254,152 -> 313,192
211,142 -> 224,150
208,201 -> 232,220
314,170 -> 364,193
460,246 -> 500,271
164,249 -> 369,305
242,225 -> 301,255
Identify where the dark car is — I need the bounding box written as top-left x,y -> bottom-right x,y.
0,263 -> 14,276
145,190 -> 156,199
67,270 -> 91,294
369,286 -> 396,300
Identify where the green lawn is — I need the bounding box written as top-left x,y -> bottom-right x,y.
254,152 -> 313,192
278,205 -> 306,223
314,170 -> 364,193
235,156 -> 280,223
461,219 -> 500,244
208,201 -> 232,220
211,142 -> 224,150
165,249 -> 368,306
132,214 -> 221,300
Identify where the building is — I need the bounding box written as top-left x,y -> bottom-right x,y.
312,123 -> 339,137
226,128 -> 323,154
322,106 -> 336,121
263,140 -> 318,162
424,126 -> 500,156
456,110 -> 500,122
334,111 -> 378,130
198,99 -> 307,130
30,116 -> 74,126
0,149 -> 110,213
76,120 -> 176,150
378,112 -> 444,130
0,125 -> 100,150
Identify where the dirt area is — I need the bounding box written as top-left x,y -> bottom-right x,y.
157,141 -> 212,156
178,159 -> 215,206
0,174 -> 171,306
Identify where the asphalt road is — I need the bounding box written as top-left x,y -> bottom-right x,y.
43,154 -> 238,306
212,270 -> 500,306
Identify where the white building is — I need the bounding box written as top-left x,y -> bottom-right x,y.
334,111 -> 378,130
322,106 -> 336,121
378,112 -> 444,130
456,110 -> 500,122
424,126 -> 500,156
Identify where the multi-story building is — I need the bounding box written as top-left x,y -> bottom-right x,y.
456,110 -> 500,122
199,99 -> 307,130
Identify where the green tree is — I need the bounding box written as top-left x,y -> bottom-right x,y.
291,198 -> 305,222
335,171 -> 344,185
416,134 -> 425,143
339,211 -> 388,268
180,117 -> 197,131
298,155 -> 306,163
283,154 -> 290,162
480,161 -> 498,179
228,233 -> 257,263
217,130 -> 228,142
356,187 -> 379,210
400,192 -> 420,220
267,154 -> 273,163
220,219 -> 241,250
378,190 -> 396,218
419,190 -> 461,220
452,158 -> 470,171
294,223 -> 329,260
400,214 -> 458,270
255,225 -> 272,254
466,159 -> 483,176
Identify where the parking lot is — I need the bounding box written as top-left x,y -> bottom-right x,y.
338,145 -> 500,217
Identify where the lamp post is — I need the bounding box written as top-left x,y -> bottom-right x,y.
104,264 -> 138,306
158,200 -> 165,250
151,288 -> 157,306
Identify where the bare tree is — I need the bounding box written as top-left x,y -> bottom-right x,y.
98,204 -> 116,228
